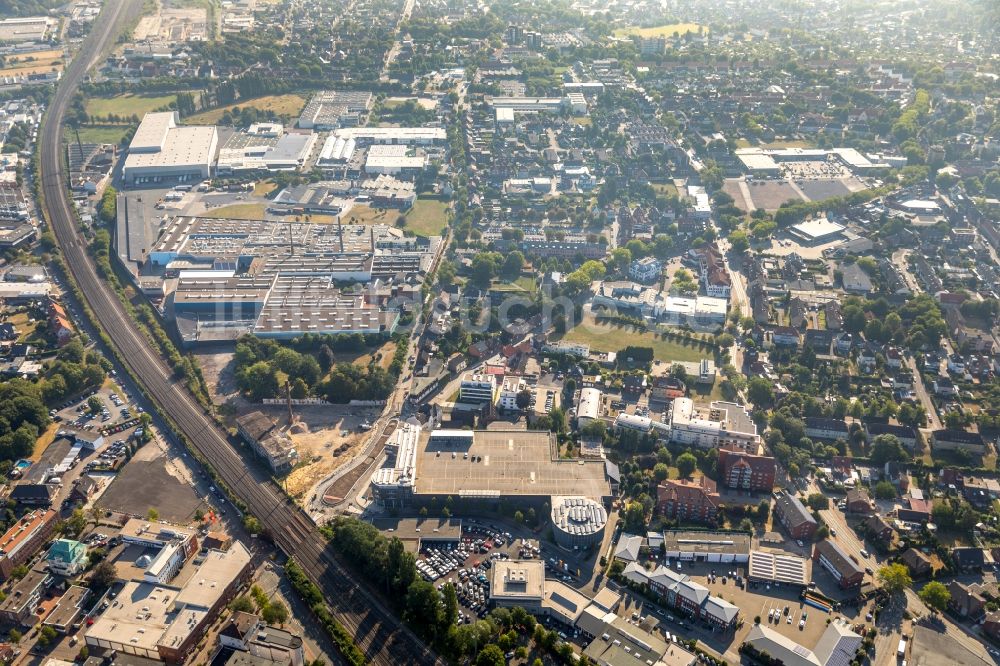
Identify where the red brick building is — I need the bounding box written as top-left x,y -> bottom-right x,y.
717,446 -> 776,493
657,477 -> 720,525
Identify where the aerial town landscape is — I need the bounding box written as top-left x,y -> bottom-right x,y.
0,0 -> 995,664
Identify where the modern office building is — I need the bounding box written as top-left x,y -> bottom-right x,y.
459,373 -> 498,405
667,398 -> 759,451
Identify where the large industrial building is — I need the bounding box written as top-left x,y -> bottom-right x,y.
122,112 -> 218,186
215,123 -> 318,174
143,216 -> 439,345
370,424 -> 613,510
297,90 -> 373,129
736,147 -> 888,176
666,398 -> 759,451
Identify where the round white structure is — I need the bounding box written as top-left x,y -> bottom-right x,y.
550,496 -> 607,549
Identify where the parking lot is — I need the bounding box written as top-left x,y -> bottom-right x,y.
415,520 -> 552,625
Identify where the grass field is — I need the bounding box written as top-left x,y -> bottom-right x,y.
652,182 -> 678,197
185,94 -> 307,124
64,124 -> 130,145
556,313 -> 715,362
0,48 -> 63,77
759,140 -> 814,149
253,180 -> 279,197
403,198 -> 448,236
86,93 -> 178,119
342,204 -> 395,225
206,203 -> 268,219
613,22 -> 705,38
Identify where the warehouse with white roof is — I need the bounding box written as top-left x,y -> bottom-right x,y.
123,112 -> 218,186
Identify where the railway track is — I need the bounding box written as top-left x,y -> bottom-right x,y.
39,2 -> 437,664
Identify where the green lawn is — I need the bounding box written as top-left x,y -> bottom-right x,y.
557,315 -> 715,362
64,124 -> 130,145
184,94 -> 307,124
652,183 -> 678,197
85,93 -> 178,119
404,198 -> 449,237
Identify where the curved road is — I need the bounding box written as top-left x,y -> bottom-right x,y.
40,2 -> 437,665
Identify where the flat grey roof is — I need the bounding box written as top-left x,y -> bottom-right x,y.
413,430 -> 610,499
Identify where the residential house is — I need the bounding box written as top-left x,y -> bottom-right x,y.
948,581 -> 986,619
863,515 -> 893,544
900,548 -> 932,578
773,491 -> 817,540
952,547 -> 985,571
614,535 -> 644,563
48,303 -> 73,347
825,301 -> 843,330
962,476 -> 1000,508
896,494 -> 931,523
932,429 -> 986,454
0,570 -> 51,625
46,539 -> 87,577
845,488 -> 874,514
650,376 -> 686,402
864,422 -> 918,450
841,263 -> 873,294
772,326 -> 801,348
804,417 -> 849,442
813,539 -> 864,590
983,611 -> 1000,641
9,483 -> 54,507
218,611 -> 306,666
657,477 -> 720,525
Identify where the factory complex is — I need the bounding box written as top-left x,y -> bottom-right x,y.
141,216 -> 441,345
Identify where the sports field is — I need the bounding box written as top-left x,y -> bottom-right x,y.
613,23 -> 705,38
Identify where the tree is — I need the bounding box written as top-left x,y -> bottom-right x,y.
37,625 -> 56,647
623,501 -> 646,533
653,463 -> 669,482
501,251 -> 525,278
870,434 -> 910,466
676,452 -> 697,478
91,560 -> 117,588
262,600 -> 289,625
231,595 -> 255,613
919,581 -> 950,613
728,229 -> 750,252
747,377 -> 774,406
806,493 -> 829,511
147,508 -> 159,521
877,563 -> 912,594
515,389 -> 532,411
476,644 -> 505,666
873,481 -> 897,499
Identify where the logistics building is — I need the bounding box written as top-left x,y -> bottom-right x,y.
123,112 -> 218,186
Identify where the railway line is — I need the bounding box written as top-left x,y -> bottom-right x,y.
39,2 -> 437,664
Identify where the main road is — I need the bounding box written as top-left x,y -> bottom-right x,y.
40,2 -> 437,664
